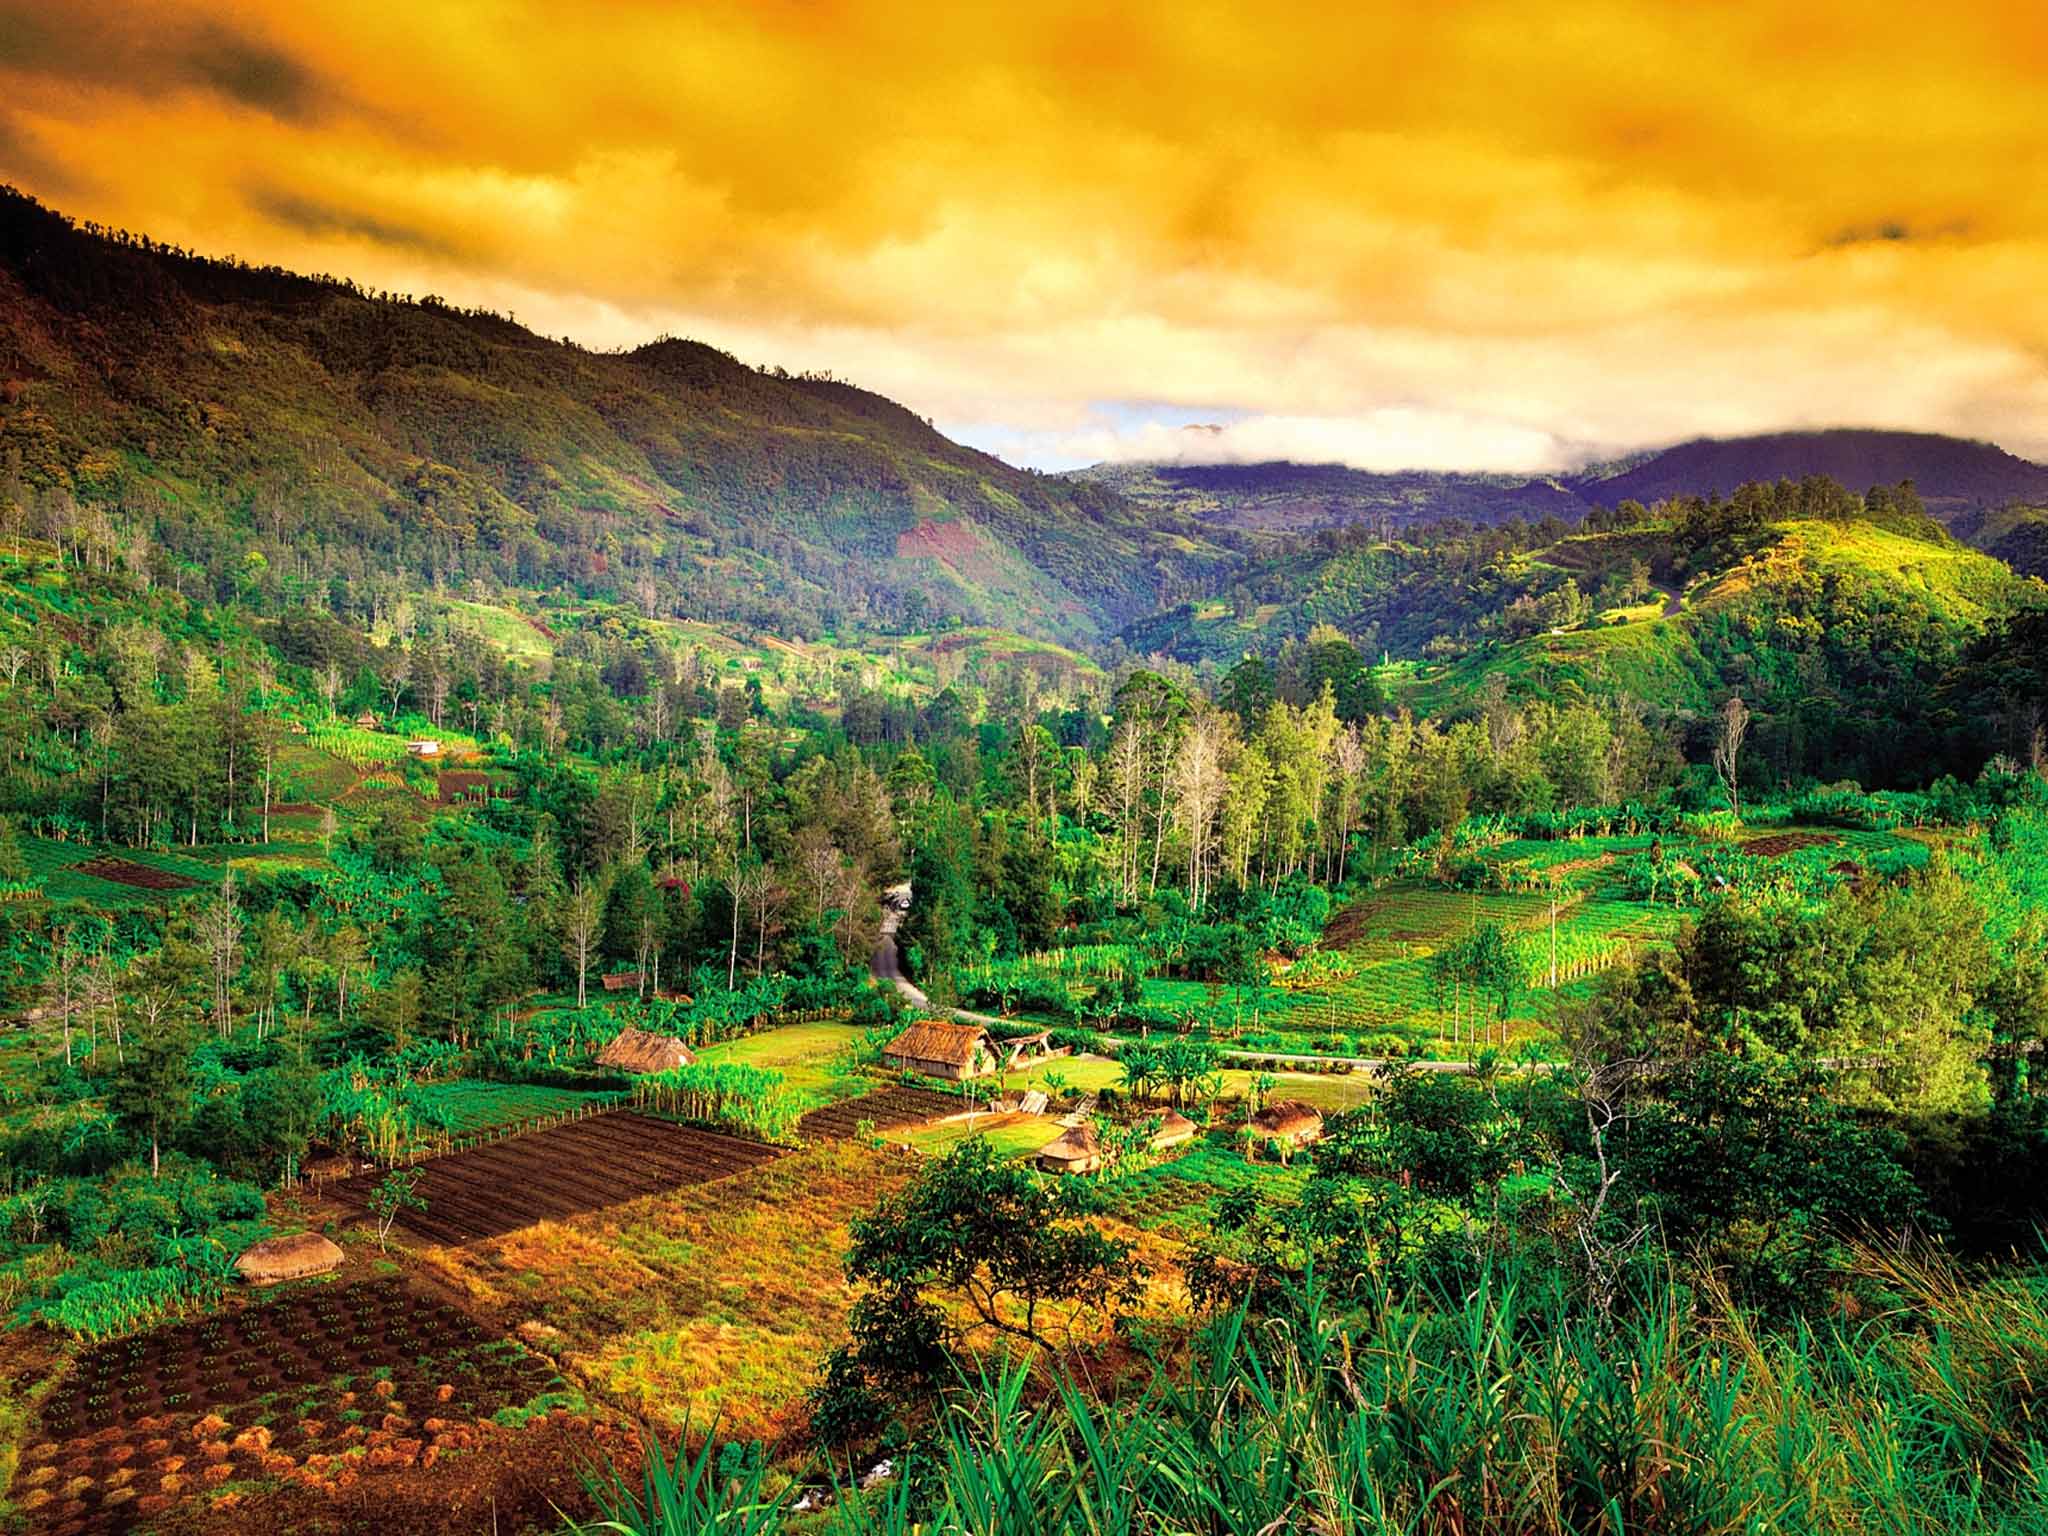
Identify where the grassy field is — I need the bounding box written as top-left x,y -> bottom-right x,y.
898,1112 -> 1067,1159
695,1020 -> 873,1103
417,1140 -> 912,1445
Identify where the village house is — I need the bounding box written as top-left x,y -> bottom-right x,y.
1038,1109 -> 1200,1176
594,1027 -> 694,1074
881,1019 -> 994,1081
1249,1099 -> 1324,1148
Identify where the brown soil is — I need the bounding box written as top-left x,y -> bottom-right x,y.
435,771 -> 499,804
1742,832 -> 1840,857
69,857 -> 202,892
327,1114 -> 785,1244
799,1085 -> 965,1139
15,1280 -> 567,1536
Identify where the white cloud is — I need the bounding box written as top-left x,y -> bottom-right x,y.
1051,410 -> 1572,475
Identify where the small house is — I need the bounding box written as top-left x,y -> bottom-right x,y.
1149,1109 -> 1199,1153
1037,1122 -> 1103,1175
595,1027 -> 694,1074
352,711 -> 380,730
406,739 -> 442,758
1249,1099 -> 1323,1147
600,970 -> 644,994
882,1020 -> 994,1081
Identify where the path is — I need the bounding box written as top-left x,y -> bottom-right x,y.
871,882 -> 1010,1029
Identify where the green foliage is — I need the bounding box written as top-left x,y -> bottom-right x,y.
630,1061 -> 805,1142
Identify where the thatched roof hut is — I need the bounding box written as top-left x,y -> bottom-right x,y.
352,711 -> 380,730
235,1232 -> 344,1285
882,1020 -> 993,1081
1250,1099 -> 1324,1146
600,969 -> 644,994
1149,1109 -> 1199,1151
1037,1122 -> 1103,1175
595,1027 -> 694,1074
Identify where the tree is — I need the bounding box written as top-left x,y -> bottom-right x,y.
560,876 -> 604,1007
368,1167 -> 426,1251
843,1137 -> 1143,1351
193,868 -> 243,1039
111,951 -> 198,1178
1713,694 -> 1750,819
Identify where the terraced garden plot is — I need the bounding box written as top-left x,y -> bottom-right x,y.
1100,1144 -> 1310,1235
797,1085 -> 964,1140
331,1113 -> 783,1243
11,1278 -> 565,1536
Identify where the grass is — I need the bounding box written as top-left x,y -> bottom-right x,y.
418,1140 -> 912,1444
898,1112 -> 1066,1159
17,835 -> 222,907
575,1242 -> 2048,1536
694,1021 -> 872,1103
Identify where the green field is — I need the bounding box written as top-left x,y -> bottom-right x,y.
695,1020 -> 873,1103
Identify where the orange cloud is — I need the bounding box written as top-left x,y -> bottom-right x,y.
2,0 -> 2045,463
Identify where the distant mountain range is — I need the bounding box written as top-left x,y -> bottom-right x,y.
1067,429 -> 2048,542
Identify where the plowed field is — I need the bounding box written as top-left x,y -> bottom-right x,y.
12,1279 -> 561,1536
331,1113 -> 783,1244
798,1085 -> 964,1140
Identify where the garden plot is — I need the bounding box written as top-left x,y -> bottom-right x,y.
10,1278 -> 564,1536
330,1113 -> 783,1244
797,1085 -> 965,1140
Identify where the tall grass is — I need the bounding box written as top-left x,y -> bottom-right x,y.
567,1245 -> 2048,1535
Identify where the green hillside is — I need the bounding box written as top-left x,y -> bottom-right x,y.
0,186 -> 1230,647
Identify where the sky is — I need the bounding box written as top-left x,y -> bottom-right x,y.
3,0 -> 2045,471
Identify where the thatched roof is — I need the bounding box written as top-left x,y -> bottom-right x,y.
1150,1110 -> 1199,1148
600,970 -> 644,993
1037,1122 -> 1101,1171
1250,1099 -> 1324,1140
595,1027 -> 694,1074
883,1020 -> 989,1069
235,1232 -> 344,1285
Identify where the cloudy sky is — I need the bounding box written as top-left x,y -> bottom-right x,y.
4,0 -> 2045,469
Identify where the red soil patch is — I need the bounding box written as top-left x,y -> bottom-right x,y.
1742,832 -> 1840,858
435,772 -> 506,805
70,857 -> 201,891
327,1113 -> 784,1244
894,518 -> 1007,586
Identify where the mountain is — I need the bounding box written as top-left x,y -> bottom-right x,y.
1124,496 -> 2045,785
1575,429 -> 2048,523
0,186 -> 1231,646
1066,459 -> 1586,536
1071,430 -> 2048,546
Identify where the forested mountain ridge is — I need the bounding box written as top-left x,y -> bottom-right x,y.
0,186 -> 1232,646
1122,480 -> 2048,786
1072,429 -> 2048,542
